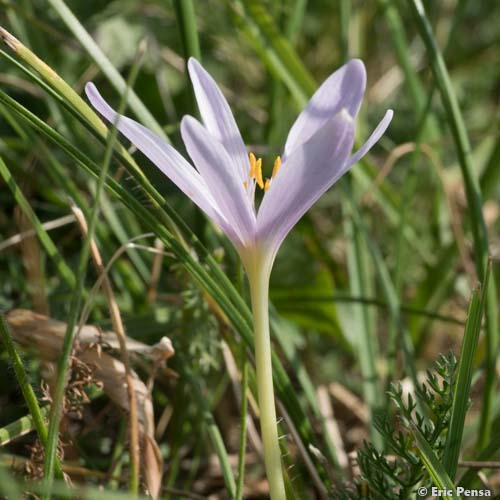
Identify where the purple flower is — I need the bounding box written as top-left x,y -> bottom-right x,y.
85,58 -> 392,273
86,58 -> 393,499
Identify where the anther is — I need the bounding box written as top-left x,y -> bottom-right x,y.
264,178 -> 271,191
272,156 -> 281,178
249,152 -> 257,178
256,158 -> 264,189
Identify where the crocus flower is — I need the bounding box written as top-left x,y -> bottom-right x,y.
85,58 -> 392,499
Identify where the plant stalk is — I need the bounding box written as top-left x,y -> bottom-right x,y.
247,261 -> 285,500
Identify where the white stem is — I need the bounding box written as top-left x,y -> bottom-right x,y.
247,261 -> 286,500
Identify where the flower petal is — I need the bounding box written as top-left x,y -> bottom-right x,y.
181,115 -> 256,247
257,109 -> 355,260
345,109 -> 394,168
284,59 -> 366,159
187,58 -> 249,186
84,82 -> 236,238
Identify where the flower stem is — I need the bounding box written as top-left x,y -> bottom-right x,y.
247,263 -> 286,500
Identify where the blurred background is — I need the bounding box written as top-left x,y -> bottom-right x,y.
0,0 -> 499,498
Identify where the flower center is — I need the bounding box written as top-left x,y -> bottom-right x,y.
248,153 -> 281,192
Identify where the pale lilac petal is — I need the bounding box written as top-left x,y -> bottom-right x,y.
181,115 -> 256,247
188,58 -> 249,187
345,110 -> 394,168
284,59 -> 366,159
84,82 -> 236,239
257,109 -> 355,260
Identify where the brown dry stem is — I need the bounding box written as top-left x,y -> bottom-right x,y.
6,309 -> 171,498
70,205 -> 141,493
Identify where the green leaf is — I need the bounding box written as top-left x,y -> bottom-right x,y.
0,406 -> 51,446
0,156 -> 76,288
0,87 -> 330,492
443,261 -> 490,479
412,424 -> 458,500
0,315 -> 63,479
409,0 -> 498,449
271,237 -> 343,340
46,0 -> 169,141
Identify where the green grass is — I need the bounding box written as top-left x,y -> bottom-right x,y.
0,1 -> 498,498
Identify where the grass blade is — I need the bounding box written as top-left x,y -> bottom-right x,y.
0,27 -> 152,182
173,0 -> 201,61
409,0 -> 498,449
479,121 -> 500,200
0,315 -> 63,478
412,424 -> 458,500
0,156 -> 76,288
227,0 -> 309,107
241,0 -> 316,96
45,0 -> 168,141
342,194 -> 382,446
235,348 -> 249,500
0,84 -> 337,492
0,407 -> 51,446
187,369 -> 237,497
342,183 -> 420,401
460,429 -> 500,487
41,44 -> 145,498
378,0 -> 439,140
443,262 -> 490,479
338,0 -> 382,448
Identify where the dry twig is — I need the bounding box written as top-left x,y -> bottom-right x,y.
6,309 -> 173,499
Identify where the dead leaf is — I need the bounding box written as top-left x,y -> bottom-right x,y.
6,308 -> 172,499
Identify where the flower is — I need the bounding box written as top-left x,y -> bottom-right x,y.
85,58 -> 392,274
85,58 -> 393,499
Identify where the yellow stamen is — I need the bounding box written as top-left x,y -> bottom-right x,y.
256,158 -> 264,189
272,156 -> 281,178
249,152 -> 257,178
249,152 -> 278,192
